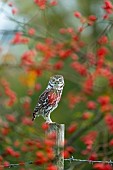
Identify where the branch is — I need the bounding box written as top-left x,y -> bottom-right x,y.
66,112 -> 103,146
88,21 -> 113,50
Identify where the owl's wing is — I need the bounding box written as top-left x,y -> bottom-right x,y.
32,89 -> 51,121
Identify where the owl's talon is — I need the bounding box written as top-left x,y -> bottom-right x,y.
46,121 -> 53,124
48,122 -> 56,124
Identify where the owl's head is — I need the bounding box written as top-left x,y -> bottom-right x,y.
48,75 -> 64,90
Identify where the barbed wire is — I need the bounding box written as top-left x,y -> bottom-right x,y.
0,161 -> 34,169
0,161 -> 43,169
1,157 -> 113,169
65,156 -> 113,165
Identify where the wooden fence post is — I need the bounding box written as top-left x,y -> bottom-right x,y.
46,123 -> 65,170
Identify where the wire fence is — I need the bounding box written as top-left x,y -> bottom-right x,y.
1,157 -> 113,169
65,156 -> 113,165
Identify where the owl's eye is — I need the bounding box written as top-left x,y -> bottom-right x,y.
59,78 -> 62,82
52,79 -> 55,83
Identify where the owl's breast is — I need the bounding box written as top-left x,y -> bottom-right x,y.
48,89 -> 62,105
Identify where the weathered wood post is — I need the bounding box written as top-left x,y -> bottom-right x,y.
46,123 -> 65,170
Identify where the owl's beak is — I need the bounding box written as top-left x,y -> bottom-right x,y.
54,81 -> 59,88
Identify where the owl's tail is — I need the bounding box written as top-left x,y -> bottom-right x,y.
32,112 -> 35,121
32,111 -> 40,121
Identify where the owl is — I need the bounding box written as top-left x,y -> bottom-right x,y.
32,75 -> 64,123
